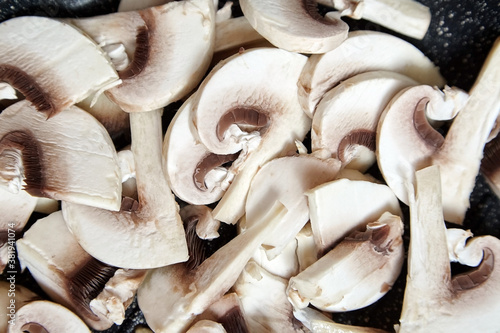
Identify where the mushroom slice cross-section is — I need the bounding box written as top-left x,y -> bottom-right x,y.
0,16 -> 119,118
377,39 -> 500,224
0,100 -> 122,211
298,30 -> 446,117
192,47 -> 311,224
63,109 -> 189,269
67,0 -> 216,112
239,0 -> 349,54
399,165 -> 500,332
311,70 -> 417,171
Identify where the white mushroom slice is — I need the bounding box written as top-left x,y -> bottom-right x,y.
296,223 -> 318,271
233,260 -> 308,333
312,71 -> 417,171
399,165 -> 500,332
63,109 -> 188,269
214,16 -> 264,53
298,30 -> 446,117
0,100 -> 121,211
187,320 -> 227,333
8,300 -> 91,333
318,0 -> 431,39
0,282 -> 39,332
250,236 -> 299,279
180,205 -> 220,240
377,38 -> 500,224
193,47 -> 311,224
197,293 -> 249,332
164,95 -> 236,205
287,212 -> 404,312
67,0 -> 216,112
239,0 -> 348,54
0,16 -> 119,118
306,178 -> 402,255
137,201 -> 287,332
245,154 -> 341,260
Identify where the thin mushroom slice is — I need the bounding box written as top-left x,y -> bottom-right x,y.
311,70 -> 417,171
377,38 -> 500,224
8,300 -> 91,333
239,0 -> 348,54
67,0 -> 216,113
298,30 -> 446,117
306,178 -> 402,255
180,204 -> 221,241
244,154 -> 341,260
0,100 -> 121,211
233,260 -> 308,333
187,320 -> 227,333
137,201 -> 287,332
287,212 -> 404,313
399,165 -> 500,332
197,293 -> 250,333
63,109 -> 189,269
0,16 -> 119,118
192,47 -> 311,224
0,282 -> 40,332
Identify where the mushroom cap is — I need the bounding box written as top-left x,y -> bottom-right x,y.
0,100 -> 121,211
0,16 -> 119,118
298,30 -> 446,117
311,70 -> 417,171
239,0 -> 349,54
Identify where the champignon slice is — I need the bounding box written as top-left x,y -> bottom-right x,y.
0,282 -> 39,332
63,109 -> 188,269
306,178 -> 402,255
233,260 -> 308,333
180,204 -> 220,241
244,154 -> 341,260
164,95 -> 237,205
192,47 -> 311,224
67,0 -> 216,112
377,38 -> 500,224
137,201 -> 287,332
298,30 -> 446,117
214,16 -> 265,53
287,212 -> 404,312
8,300 -> 91,333
399,165 -> 500,332
0,16 -> 119,118
197,293 -> 249,333
296,223 -> 318,271
0,100 -> 121,211
317,0 -> 431,39
187,320 -> 228,333
239,0 -> 348,54
312,71 -> 417,171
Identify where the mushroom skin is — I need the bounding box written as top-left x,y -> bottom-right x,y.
400,165 -> 500,332
192,47 -> 311,224
0,16 -> 119,118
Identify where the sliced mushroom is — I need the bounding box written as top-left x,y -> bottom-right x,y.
63,109 -> 189,269
66,0 -> 216,112
295,223 -> 318,271
137,201 -> 287,332
214,15 -> 265,53
317,0 -> 431,39
311,70 -> 417,171
0,282 -> 39,333
0,16 -> 119,118
180,204 -> 221,241
399,165 -> 500,332
0,100 -> 122,211
298,30 -> 446,117
287,212 -> 404,312
8,300 -> 91,333
377,38 -> 500,224
239,0 -> 349,54
197,293 -> 249,333
233,260 -> 308,332
192,47 -> 311,224
306,178 -> 402,255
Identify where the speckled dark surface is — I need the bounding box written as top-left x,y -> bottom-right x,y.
0,1 -> 499,332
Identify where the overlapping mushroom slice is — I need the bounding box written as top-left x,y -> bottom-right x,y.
66,0 -> 216,112
63,109 -> 189,269
195,292 -> 250,332
312,71 -> 417,171
192,47 -> 311,224
0,100 -> 121,211
400,165 -> 500,332
8,300 -> 91,333
298,30 -> 446,117
0,16 -> 119,118
288,212 -> 404,313
377,38 -> 500,224
16,211 -> 147,330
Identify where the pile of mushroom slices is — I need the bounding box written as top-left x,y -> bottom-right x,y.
1,0 -> 500,331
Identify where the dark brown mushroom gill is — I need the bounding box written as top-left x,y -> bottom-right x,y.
451,248 -> 494,292
21,323 -> 49,333
413,97 -> 445,149
216,106 -> 269,142
193,152 -> 239,191
117,24 -> 150,80
337,129 -> 376,163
